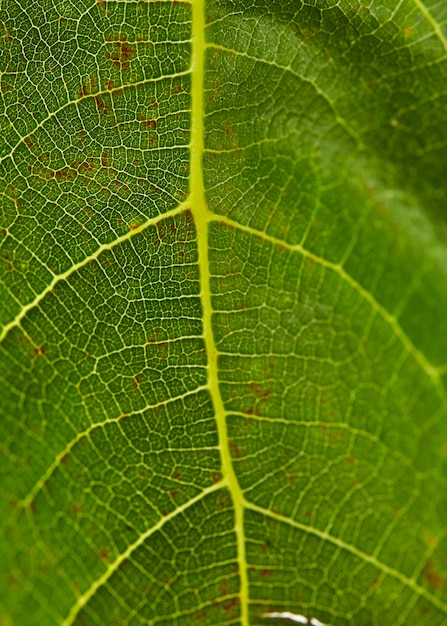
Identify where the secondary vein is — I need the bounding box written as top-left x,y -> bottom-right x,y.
0,201 -> 189,344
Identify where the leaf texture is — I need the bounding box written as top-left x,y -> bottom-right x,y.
1,1 -> 447,625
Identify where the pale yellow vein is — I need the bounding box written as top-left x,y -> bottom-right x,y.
413,0 -> 447,54
18,384 -> 209,509
0,202 -> 189,344
245,500 -> 447,615
191,1 -> 249,624
207,213 -> 445,401
61,481 -> 226,626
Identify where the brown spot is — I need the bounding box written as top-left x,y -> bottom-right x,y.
169,490 -> 179,500
61,454 -> 69,465
110,88 -> 123,101
261,541 -> 272,553
107,38 -> 135,72
195,611 -> 207,621
424,560 -> 444,590
222,597 -> 239,612
105,79 -> 114,91
415,606 -> 430,617
229,442 -> 243,459
53,166 -> 73,181
173,471 -> 182,480
245,407 -> 261,416
218,495 -> 229,509
94,94 -> 108,115
142,118 -> 157,130
223,120 -> 235,137
42,158 -> 94,182
230,147 -> 243,162
78,84 -> 88,98
220,581 -> 228,596
249,382 -> 271,402
156,222 -> 166,241
77,158 -> 95,173
72,502 -> 82,515
345,457 -> 356,465
292,26 -> 314,43
173,84 -> 183,95
98,548 -> 109,561
321,424 -> 345,441
133,375 -> 140,388
114,180 -> 130,193
97,0 -> 104,9
32,345 -> 45,359
211,470 -> 221,484
259,569 -> 274,577
101,151 -> 109,168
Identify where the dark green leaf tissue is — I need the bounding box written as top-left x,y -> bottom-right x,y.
1,1 -> 447,624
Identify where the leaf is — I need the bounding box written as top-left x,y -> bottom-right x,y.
1,0 -> 447,624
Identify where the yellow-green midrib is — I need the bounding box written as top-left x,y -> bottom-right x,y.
190,1 -> 249,625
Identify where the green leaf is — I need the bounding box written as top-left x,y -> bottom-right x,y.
1,1 -> 447,624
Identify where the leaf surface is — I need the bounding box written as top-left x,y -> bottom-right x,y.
1,1 -> 447,625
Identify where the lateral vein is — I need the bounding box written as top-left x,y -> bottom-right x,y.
0,202 -> 189,344
61,481 -> 226,626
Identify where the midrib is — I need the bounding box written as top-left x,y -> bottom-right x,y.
190,1 -> 249,625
